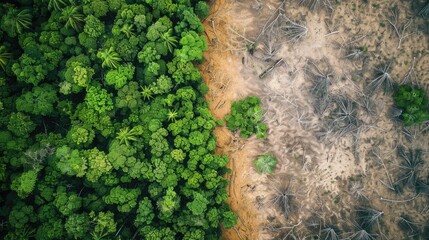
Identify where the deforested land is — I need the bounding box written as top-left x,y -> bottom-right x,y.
201,0 -> 429,239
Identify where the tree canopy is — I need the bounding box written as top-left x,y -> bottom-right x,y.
0,0 -> 236,239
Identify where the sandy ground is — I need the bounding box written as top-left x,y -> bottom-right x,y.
202,0 -> 429,239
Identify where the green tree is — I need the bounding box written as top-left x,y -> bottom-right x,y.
105,63 -> 135,89
7,112 -> 36,137
103,186 -> 141,212
97,47 -> 122,69
187,192 -> 209,216
84,148 -> 112,182
175,31 -> 207,62
393,84 -> 429,126
1,7 -> 32,37
60,6 -> 84,31
157,187 -> 180,219
85,84 -> 114,114
253,153 -> 278,174
53,186 -> 82,216
225,96 -> 268,138
83,15 -> 105,38
134,197 -> 155,227
89,211 -> 117,239
116,81 -> 142,109
48,0 -> 67,11
55,145 -> 87,177
16,84 -> 58,116
65,213 -> 90,239
10,169 -> 39,199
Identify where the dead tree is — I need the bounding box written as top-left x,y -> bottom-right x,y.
387,6 -> 414,49
366,63 -> 395,94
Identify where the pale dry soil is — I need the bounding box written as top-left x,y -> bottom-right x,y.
202,0 -> 429,239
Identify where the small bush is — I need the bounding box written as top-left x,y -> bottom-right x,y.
254,153 -> 278,174
225,96 -> 268,138
393,84 -> 429,126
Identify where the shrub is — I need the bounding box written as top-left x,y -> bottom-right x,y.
254,153 -> 278,174
225,96 -> 268,138
393,84 -> 429,126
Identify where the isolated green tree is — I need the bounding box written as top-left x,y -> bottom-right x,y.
393,84 -> 429,126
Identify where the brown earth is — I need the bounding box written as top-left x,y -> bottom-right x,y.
202,0 -> 429,239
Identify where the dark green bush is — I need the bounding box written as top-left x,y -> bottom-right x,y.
393,84 -> 429,126
225,96 -> 268,138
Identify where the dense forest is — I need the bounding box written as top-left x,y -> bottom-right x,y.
0,0 -> 238,239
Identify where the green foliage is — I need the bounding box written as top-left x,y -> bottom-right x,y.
65,214 -> 90,239
226,96 -> 268,138
105,63 -> 135,89
11,169 -> 38,199
55,145 -> 87,177
97,47 -> 122,69
16,84 -> 58,116
175,30 -> 207,62
83,15 -> 105,38
48,0 -> 67,11
103,186 -> 141,212
195,1 -> 210,19
66,125 -> 95,146
7,112 -> 36,137
0,45 -> 12,71
1,7 -> 32,37
135,197 -> 155,226
90,211 -> 117,239
84,148 -> 112,182
85,84 -> 114,114
1,1 -> 237,238
187,192 -> 209,215
53,186 -> 82,216
116,125 -> 143,146
393,84 -> 429,126
12,54 -> 49,86
116,81 -> 142,109
254,153 -> 278,174
60,6 -> 84,31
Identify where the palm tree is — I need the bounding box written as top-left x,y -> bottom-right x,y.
60,6 -> 84,31
355,207 -> 384,232
167,110 -> 178,122
269,180 -> 296,218
419,1 -> 429,17
2,8 -> 32,36
0,45 -> 12,71
366,64 -> 395,94
116,127 -> 140,146
160,29 -> 178,53
97,47 -> 122,69
395,146 -> 424,187
120,24 -> 135,38
48,0 -> 67,11
140,86 -> 153,100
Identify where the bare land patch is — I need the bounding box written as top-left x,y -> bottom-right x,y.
203,0 -> 429,239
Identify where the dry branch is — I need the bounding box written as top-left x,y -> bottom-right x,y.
387,6 -> 414,49
259,58 -> 285,79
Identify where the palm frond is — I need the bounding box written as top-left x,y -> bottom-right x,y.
398,215 -> 420,239
48,0 -> 67,11
366,63 -> 395,94
61,6 -> 84,31
419,1 -> 429,17
0,45 -> 12,71
395,146 -> 424,187
355,207 -> 383,232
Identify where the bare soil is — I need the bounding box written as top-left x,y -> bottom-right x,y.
202,0 -> 429,239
